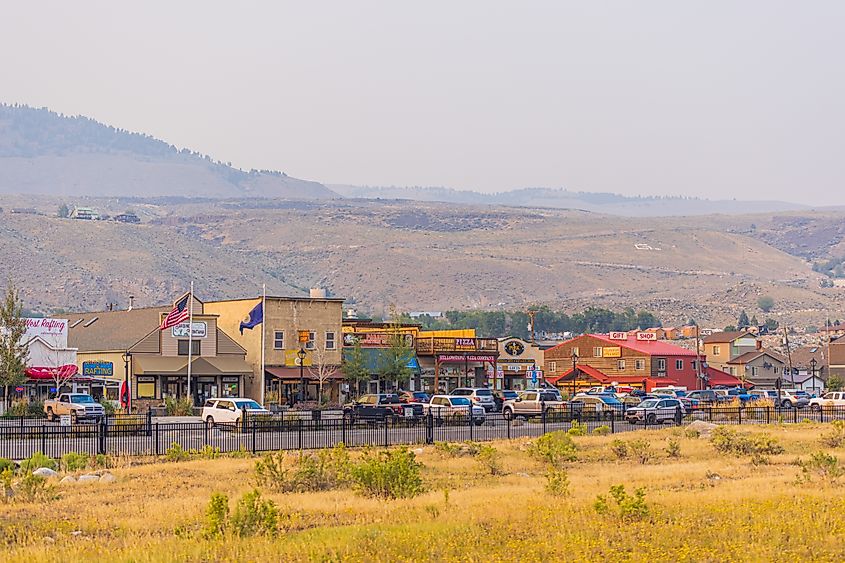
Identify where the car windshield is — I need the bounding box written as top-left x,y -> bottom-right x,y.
503,391 -> 518,398
794,391 -> 810,398
449,397 -> 471,406
540,392 -> 561,402
413,392 -> 428,399
451,389 -> 471,395
475,389 -> 492,396
638,399 -> 659,408
234,400 -> 263,410
598,396 -> 622,405
70,395 -> 96,403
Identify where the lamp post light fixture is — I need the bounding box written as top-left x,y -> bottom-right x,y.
121,350 -> 132,412
810,357 -> 819,394
570,350 -> 578,398
297,347 -> 307,403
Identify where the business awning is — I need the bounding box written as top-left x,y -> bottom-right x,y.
134,356 -> 251,376
546,364 -> 678,391
265,366 -> 345,381
203,356 -> 253,374
25,364 -> 78,380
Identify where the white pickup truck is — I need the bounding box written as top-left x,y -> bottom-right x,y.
44,393 -> 106,423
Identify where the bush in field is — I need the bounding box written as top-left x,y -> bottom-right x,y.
164,397 -> 194,416
567,420 -> 587,436
665,438 -> 682,459
60,452 -> 89,472
255,444 -> 350,493
530,431 -> 577,466
592,425 -> 611,436
231,489 -> 279,537
610,439 -> 629,460
434,441 -> 480,458
19,451 -> 57,474
545,467 -> 570,497
0,458 -> 14,473
475,445 -> 502,476
628,439 -> 654,464
203,492 -> 230,539
1,401 -> 45,419
801,452 -> 845,484
14,473 -> 58,503
710,427 -> 784,457
821,420 -> 845,448
350,447 -> 423,499
165,442 -> 190,462
594,484 -> 649,522
195,445 -> 220,460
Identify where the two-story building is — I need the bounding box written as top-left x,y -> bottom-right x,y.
725,349 -> 787,388
205,294 -> 344,406
67,294 -> 252,410
701,331 -> 759,372
543,332 -> 706,393
497,337 -> 545,390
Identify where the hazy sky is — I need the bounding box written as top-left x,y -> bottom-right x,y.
3,1 -> 844,203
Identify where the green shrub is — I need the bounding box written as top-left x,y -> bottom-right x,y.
684,428 -> 700,439
567,420 -> 587,436
665,438 -> 681,459
594,484 -> 649,522
19,452 -> 57,474
255,444 -> 350,493
231,489 -> 279,537
0,458 -> 14,473
545,467 -> 570,497
610,439 -> 629,460
101,400 -> 116,416
434,441 -> 479,457
592,425 -> 611,436
94,454 -> 112,469
1,401 -> 45,419
475,444 -> 502,476
530,431 -> 577,466
628,439 -> 653,464
1,468 -> 13,499
61,452 -> 89,472
710,427 -> 784,457
203,492 -> 230,539
14,473 -> 57,503
821,420 -> 845,448
350,447 -> 424,499
164,397 -> 194,416
165,442 -> 190,462
195,445 -> 220,460
802,452 -> 845,484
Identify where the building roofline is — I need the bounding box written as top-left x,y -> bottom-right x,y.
207,296 -> 345,304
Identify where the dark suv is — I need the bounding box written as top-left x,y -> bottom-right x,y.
343,394 -> 424,423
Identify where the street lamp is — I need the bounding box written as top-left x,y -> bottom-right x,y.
297,347 -> 307,404
810,358 -> 818,394
121,351 -> 132,412
570,350 -> 578,398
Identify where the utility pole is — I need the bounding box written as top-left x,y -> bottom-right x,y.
783,326 -> 793,378
695,325 -> 704,390
527,309 -> 537,344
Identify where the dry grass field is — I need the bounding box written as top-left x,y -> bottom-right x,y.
2,423 -> 845,562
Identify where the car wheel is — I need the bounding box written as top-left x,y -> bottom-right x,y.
782,400 -> 792,409
603,411 -> 614,421
811,404 -> 821,412
47,407 -> 54,422
646,413 -> 657,425
474,418 -> 485,426
502,409 -> 513,421
206,416 -> 215,430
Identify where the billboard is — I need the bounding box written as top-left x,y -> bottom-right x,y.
603,347 -> 622,358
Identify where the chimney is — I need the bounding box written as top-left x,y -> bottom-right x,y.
309,287 -> 327,299
756,339 -> 762,351
128,295 -> 135,311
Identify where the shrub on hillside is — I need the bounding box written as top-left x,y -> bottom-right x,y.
255,444 -> 350,493
475,444 -> 502,476
610,439 -> 629,460
592,425 -> 611,436
202,490 -> 278,538
821,420 -> 845,448
19,451 -> 57,474
567,421 -> 587,436
801,452 -> 845,484
350,447 -> 423,499
530,431 -> 577,466
628,439 -> 653,464
60,452 -> 89,472
665,438 -> 682,459
545,467 -> 570,497
710,427 -> 784,457
594,484 -> 649,522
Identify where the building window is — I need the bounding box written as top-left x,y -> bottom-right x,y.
548,361 -> 557,372
675,359 -> 683,370
325,332 -> 336,350
177,340 -> 200,356
273,331 -> 284,350
136,376 -> 156,399
691,361 -> 697,371
571,347 -> 579,357
635,359 -> 645,370
617,359 -> 626,370
592,347 -> 603,357
751,366 -> 758,377
713,345 -> 721,355
657,358 -> 666,371
306,331 -> 316,350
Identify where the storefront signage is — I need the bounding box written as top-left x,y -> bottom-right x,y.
172,322 -> 207,338
603,347 -> 622,358
82,361 -> 114,377
298,330 -> 310,343
343,332 -> 414,348
24,318 -> 68,338
503,340 -> 525,356
608,332 -> 628,341
455,338 -> 476,351
635,332 -> 657,341
284,350 -> 313,367
437,354 -> 497,363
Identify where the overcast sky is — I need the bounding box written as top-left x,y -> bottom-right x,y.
3,1 -> 844,203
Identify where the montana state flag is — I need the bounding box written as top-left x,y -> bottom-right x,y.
239,302 -> 264,334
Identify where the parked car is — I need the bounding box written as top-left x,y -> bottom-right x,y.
344,394 -> 424,423
502,389 -> 565,420
425,395 -> 485,424
571,393 -> 622,420
626,398 -> 686,425
398,391 -> 430,404
492,390 -> 519,412
450,388 -> 496,412
651,386 -> 688,398
685,390 -> 720,404
202,397 -> 269,428
44,393 -> 105,423
772,389 -> 810,409
810,392 -> 845,411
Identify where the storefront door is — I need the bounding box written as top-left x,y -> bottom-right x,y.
196,379 -> 218,404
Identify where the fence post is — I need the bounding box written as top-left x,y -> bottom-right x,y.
426,412 -> 434,445
98,417 -> 107,455
794,407 -> 798,424
155,422 -> 160,456
542,404 -> 547,435
41,424 -> 47,455
298,418 -> 303,450
766,407 -> 770,425
737,406 -> 742,425
251,417 -> 257,454
342,414 -> 347,446
611,411 -> 615,434
146,410 -> 153,437
384,414 -> 389,448
507,413 -> 511,440
469,408 -> 474,441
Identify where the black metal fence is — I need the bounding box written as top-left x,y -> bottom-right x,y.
2,406 -> 844,460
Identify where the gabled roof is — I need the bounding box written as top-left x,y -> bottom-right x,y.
789,346 -> 826,369
702,331 -> 756,344
67,306 -> 169,351
589,334 -> 699,356
727,349 -> 786,365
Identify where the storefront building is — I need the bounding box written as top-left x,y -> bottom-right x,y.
67,294 -> 252,410
416,336 -> 499,393
206,295 -> 344,406
10,318 -> 80,402
497,337 -> 545,390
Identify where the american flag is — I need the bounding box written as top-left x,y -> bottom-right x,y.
160,294 -> 190,330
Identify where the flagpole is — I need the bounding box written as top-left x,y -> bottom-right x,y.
260,284 -> 266,406
187,281 -> 194,405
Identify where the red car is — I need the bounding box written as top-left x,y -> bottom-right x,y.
399,391 -> 431,404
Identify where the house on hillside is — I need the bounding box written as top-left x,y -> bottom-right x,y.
785,345 -> 826,392
726,349 -> 787,388
702,331 -> 759,372
114,212 -> 141,224
70,206 -> 100,220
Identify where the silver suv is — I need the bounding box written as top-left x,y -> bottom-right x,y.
502,389 -> 564,420
626,397 -> 685,425
450,388 -> 496,412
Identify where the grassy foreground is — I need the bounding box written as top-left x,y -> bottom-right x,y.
2,424 -> 845,562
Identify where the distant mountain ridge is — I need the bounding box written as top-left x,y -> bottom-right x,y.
330,185 -> 807,217
0,104 -> 336,199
